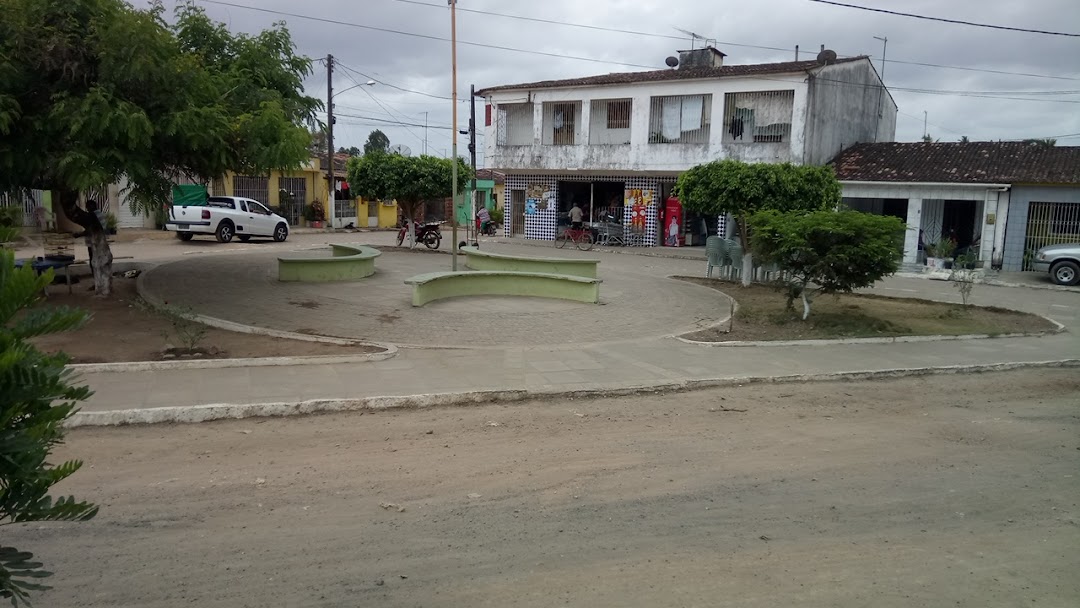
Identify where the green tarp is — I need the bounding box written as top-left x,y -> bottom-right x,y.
171,184 -> 208,207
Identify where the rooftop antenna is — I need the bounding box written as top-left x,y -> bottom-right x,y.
674,27 -> 712,50
873,36 -> 888,82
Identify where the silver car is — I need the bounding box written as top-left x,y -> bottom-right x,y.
1033,244 -> 1080,286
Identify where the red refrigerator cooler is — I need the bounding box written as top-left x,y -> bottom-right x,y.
662,197 -> 684,246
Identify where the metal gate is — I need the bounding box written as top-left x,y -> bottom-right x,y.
0,190 -> 44,226
1023,201 -> 1080,270
510,190 -> 525,235
278,177 -> 306,226
233,175 -> 270,205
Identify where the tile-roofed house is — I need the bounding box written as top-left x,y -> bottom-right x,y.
478,47 -> 895,245
830,141 -> 1080,273
831,142 -> 1080,185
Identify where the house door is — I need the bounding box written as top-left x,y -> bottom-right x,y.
510,190 -> 525,235
942,200 -> 977,249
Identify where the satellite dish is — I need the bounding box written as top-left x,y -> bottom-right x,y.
665,56 -> 679,68
817,49 -> 838,65
389,144 -> 412,157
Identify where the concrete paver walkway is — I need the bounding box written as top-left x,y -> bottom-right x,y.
74,234 -> 1080,414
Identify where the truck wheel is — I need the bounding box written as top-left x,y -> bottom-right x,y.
1051,260 -> 1079,286
177,232 -> 194,241
216,221 -> 235,243
273,222 -> 289,242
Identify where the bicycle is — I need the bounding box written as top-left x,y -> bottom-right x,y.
556,225 -> 594,251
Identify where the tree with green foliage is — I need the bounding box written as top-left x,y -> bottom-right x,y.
0,0 -> 321,296
347,153 -> 471,247
364,130 -> 391,156
748,209 -> 905,320
338,146 -> 362,157
1022,138 -> 1057,148
0,250 -> 98,606
675,160 -> 841,286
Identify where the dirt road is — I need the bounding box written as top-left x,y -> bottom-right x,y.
11,369 -> 1079,607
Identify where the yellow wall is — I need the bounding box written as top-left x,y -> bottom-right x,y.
494,183 -> 505,210
219,166 -> 327,209
377,200 -> 398,228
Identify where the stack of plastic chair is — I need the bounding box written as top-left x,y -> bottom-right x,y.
705,236 -> 726,278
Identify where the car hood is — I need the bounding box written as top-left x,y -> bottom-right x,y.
1038,243 -> 1080,254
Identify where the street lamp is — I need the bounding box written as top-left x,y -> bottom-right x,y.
449,0 -> 459,270
326,54 -> 375,228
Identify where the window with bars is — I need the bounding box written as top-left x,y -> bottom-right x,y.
232,175 -> 270,205
542,101 -> 580,145
648,95 -> 711,144
589,99 -> 632,145
496,103 -> 534,146
722,90 -> 794,144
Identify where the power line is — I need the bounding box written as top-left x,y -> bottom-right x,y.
196,0 -> 662,70
336,112 -> 451,130
336,61 -> 458,101
386,0 -> 1080,83
808,0 -> 1080,38
338,70 -> 430,149
198,0 -> 1080,92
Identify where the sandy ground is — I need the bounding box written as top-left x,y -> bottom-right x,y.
9,369 -> 1080,607
28,278 -> 382,362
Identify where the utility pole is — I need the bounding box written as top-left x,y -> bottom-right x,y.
326,53 -> 335,225
422,112 -> 429,155
449,0 -> 459,270
469,83 -> 477,244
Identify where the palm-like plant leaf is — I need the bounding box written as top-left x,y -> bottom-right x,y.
0,250 -> 96,606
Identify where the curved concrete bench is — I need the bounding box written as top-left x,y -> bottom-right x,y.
405,271 -> 601,306
278,244 -> 381,282
461,246 -> 600,278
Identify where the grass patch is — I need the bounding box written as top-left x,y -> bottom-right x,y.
676,277 -> 1057,342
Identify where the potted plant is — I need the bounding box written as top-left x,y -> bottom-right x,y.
937,238 -> 957,269
924,242 -> 939,268
305,200 -> 326,228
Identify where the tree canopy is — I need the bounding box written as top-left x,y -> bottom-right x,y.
0,0 -> 321,294
363,130 -> 390,156
749,209 -> 905,319
675,160 -> 841,285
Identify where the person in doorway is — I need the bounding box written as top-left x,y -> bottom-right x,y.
569,202 -> 583,230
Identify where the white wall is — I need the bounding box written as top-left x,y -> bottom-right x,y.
483,73 -> 810,174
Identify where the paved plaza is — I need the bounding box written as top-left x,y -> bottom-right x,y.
140,243 -> 732,347
51,230 -> 1078,415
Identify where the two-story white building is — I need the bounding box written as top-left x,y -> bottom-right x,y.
477,47 -> 896,246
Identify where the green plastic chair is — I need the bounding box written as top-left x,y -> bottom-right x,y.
705,236 -> 726,278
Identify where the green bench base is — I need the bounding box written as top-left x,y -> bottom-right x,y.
278,244 -> 381,282
461,246 -> 599,278
404,270 -> 601,306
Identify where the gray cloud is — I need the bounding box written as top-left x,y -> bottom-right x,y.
163,0 -> 1080,160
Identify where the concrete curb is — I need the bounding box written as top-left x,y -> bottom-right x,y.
135,266 -> 398,352
895,271 -> 1080,293
68,351 -> 396,374
66,358 -> 1080,427
675,327 -> 1063,348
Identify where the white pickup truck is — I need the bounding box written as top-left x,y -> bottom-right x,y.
166,196 -> 290,243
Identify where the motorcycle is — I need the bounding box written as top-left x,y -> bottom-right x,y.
396,218 -> 443,250
478,219 -> 497,236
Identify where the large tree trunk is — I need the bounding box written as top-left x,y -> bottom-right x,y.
57,188 -> 113,296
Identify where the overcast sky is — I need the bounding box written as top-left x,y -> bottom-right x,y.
153,0 -> 1079,164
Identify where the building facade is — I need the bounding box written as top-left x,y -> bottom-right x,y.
477,47 -> 896,245
831,142 -> 1080,272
